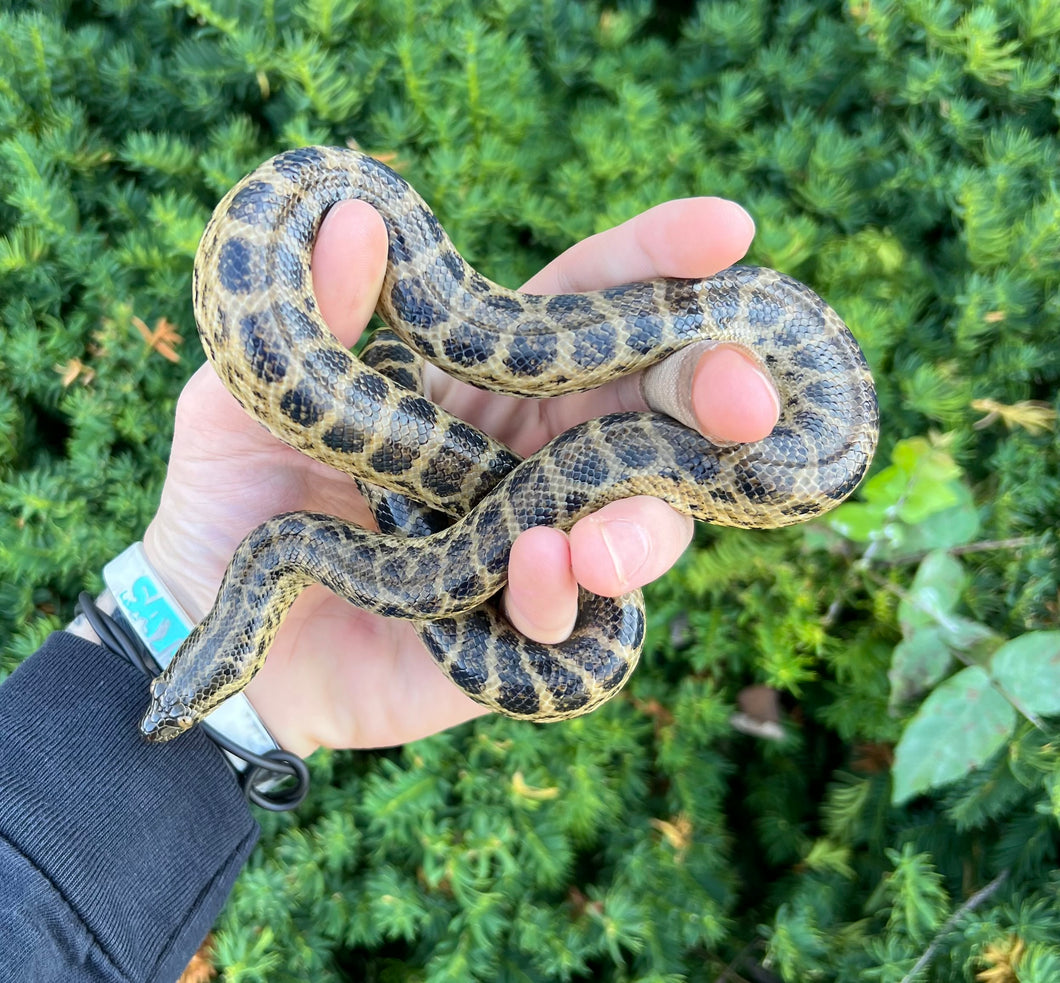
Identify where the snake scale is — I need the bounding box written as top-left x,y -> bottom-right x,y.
140,145 -> 879,742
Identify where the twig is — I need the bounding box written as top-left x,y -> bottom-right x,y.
883,536 -> 1040,567
821,513 -> 1041,626
898,869 -> 1009,983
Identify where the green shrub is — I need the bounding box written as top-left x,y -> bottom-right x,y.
1,1 -> 1058,980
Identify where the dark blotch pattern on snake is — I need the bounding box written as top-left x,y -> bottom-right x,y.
140,146 -> 879,742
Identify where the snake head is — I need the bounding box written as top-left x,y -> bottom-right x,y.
140,677 -> 196,743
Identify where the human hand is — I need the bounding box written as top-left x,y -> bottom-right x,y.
143,192 -> 776,757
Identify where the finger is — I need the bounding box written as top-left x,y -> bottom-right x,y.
523,197 -> 771,444
568,496 -> 694,597
640,342 -> 780,445
503,526 -> 579,644
521,196 -> 755,294
690,344 -> 780,443
429,197 -> 765,456
184,199 -> 385,433
312,199 -> 389,347
518,340 -> 778,462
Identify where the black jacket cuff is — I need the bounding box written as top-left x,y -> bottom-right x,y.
0,631 -> 259,981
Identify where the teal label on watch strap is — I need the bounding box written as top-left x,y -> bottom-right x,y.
103,543 -> 194,669
118,574 -> 189,657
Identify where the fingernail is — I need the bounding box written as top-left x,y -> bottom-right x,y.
734,203 -> 756,241
599,519 -> 651,587
694,345 -> 780,444
734,348 -> 780,418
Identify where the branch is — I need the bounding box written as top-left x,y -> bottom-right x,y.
898,870 -> 1009,983
884,537 -> 1040,567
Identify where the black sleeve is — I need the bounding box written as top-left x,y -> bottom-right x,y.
0,631 -> 260,982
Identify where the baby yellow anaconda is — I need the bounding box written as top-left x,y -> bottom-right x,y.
140,146 -> 879,742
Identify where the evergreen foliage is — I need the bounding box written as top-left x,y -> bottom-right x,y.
1,0 -> 1058,979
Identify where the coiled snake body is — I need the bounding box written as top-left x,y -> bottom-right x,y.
140,146 -> 878,742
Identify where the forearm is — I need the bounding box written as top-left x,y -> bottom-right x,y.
0,632 -> 259,982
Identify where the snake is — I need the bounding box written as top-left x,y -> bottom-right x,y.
139,145 -> 879,743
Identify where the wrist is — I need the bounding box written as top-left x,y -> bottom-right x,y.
142,517 -> 219,625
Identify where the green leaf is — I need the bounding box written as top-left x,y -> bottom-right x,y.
892,666 -> 1016,805
827,441 -> 977,552
898,550 -> 966,631
889,619 -> 1000,706
858,437 -> 962,524
936,617 -> 1001,658
990,631 -> 1060,718
896,472 -> 962,526
826,500 -> 887,542
885,483 -> 980,556
889,629 -> 953,706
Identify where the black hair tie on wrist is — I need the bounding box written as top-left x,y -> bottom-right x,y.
77,592 -> 310,812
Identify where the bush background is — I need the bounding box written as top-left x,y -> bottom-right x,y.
1,0 -> 1058,980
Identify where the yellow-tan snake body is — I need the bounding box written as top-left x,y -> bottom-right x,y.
140,146 -> 878,742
